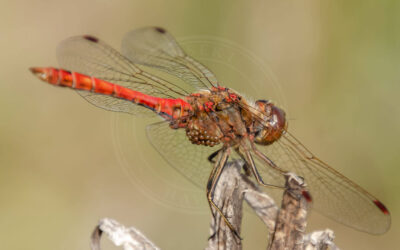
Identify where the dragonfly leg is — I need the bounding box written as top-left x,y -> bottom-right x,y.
251,146 -> 315,205
206,150 -> 223,222
251,145 -> 287,174
206,148 -> 242,240
239,147 -> 284,189
207,148 -> 221,164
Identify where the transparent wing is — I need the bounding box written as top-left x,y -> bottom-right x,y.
121,27 -> 219,90
146,121 -> 222,189
57,34 -> 192,116
253,132 -> 391,234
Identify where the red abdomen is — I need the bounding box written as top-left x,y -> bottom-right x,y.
30,67 -> 192,119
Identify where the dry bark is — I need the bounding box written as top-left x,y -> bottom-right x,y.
90,218 -> 159,250
90,160 -> 339,250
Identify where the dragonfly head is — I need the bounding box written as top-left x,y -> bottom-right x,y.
253,100 -> 288,145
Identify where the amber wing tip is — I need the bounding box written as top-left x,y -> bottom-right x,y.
373,200 -> 390,215
302,190 -> 313,203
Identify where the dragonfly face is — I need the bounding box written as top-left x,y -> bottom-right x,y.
253,100 -> 288,145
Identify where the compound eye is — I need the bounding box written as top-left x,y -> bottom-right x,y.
270,105 -> 287,128
254,101 -> 288,145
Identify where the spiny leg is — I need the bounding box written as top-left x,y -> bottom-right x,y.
252,146 -> 313,200
251,143 -> 286,174
206,149 -> 224,221
206,148 -> 242,240
209,147 -> 251,182
236,146 -> 284,189
206,149 -> 225,239
207,148 -> 222,164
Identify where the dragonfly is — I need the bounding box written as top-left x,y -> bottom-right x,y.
30,27 -> 390,236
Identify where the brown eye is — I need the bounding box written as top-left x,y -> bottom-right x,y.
254,101 -> 288,145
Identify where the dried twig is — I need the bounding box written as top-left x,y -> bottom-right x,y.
90,218 -> 159,250
206,160 -> 279,250
269,173 -> 311,250
90,160 -> 339,250
206,161 -> 339,250
303,229 -> 338,250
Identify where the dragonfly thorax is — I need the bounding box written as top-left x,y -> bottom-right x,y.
183,87 -> 252,147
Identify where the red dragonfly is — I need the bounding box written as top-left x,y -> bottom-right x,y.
30,27 -> 390,235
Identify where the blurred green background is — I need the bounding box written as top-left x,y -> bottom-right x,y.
1,0 -> 399,249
